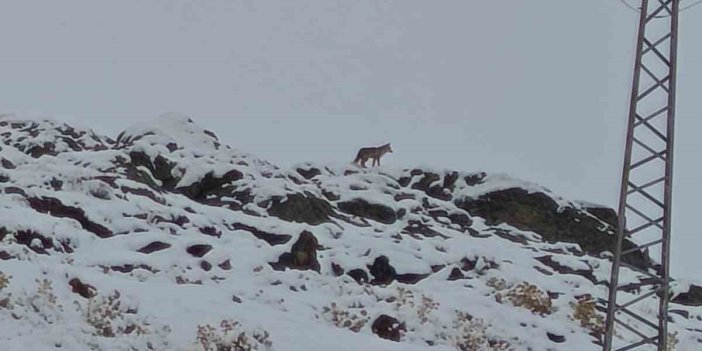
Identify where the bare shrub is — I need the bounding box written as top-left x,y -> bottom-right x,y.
666,332 -> 679,351
0,271 -> 9,290
195,319 -> 273,351
451,312 -> 512,351
0,271 -> 10,308
84,290 -> 149,337
570,295 -> 604,339
321,302 -> 370,333
25,278 -> 63,323
486,277 -> 512,291
496,282 -> 552,316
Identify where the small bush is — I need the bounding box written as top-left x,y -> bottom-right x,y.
84,290 -> 149,337
570,295 -> 604,339
451,312 -> 512,351
666,332 -> 678,351
0,272 -> 10,308
496,282 -> 552,316
0,271 -> 9,290
417,295 -> 440,324
486,277 -> 512,291
25,278 -> 62,323
322,302 -> 370,333
195,319 -> 273,351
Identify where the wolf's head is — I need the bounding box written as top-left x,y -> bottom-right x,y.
383,143 -> 393,153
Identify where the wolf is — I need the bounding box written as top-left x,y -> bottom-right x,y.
353,143 -> 393,168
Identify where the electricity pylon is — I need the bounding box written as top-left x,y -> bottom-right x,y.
603,0 -> 680,350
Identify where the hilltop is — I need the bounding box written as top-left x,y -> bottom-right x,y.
0,114 -> 700,350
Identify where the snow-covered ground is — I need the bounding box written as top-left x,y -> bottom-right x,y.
1,115 -> 700,350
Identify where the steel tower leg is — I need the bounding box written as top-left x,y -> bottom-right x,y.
604,0 -> 680,350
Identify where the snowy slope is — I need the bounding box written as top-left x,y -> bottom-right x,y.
0,115 -> 700,351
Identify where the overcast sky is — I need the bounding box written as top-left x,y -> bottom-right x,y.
0,0 -> 700,279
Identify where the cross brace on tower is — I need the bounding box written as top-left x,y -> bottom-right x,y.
603,0 -> 680,350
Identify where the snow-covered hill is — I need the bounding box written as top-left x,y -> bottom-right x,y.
0,115 -> 700,351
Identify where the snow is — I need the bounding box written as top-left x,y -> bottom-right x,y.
1,116 -> 701,351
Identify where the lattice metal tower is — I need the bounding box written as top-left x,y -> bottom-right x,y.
603,0 -> 681,350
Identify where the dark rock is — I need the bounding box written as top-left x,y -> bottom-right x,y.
1,158 -> 15,169
669,309 -> 690,319
49,178 -> 63,191
546,332 -> 566,343
535,256 -> 597,284
368,256 -> 396,285
231,222 -> 291,245
672,285 -> 702,306
296,167 -> 321,179
431,265 -> 446,273
232,294 -> 242,303
27,142 -> 57,158
178,169 -> 243,200
271,231 -> 320,272
464,172 -> 487,186
126,151 -> 179,189
0,251 -> 13,260
218,260 -> 232,270
69,278 -> 97,299
4,186 -> 26,196
406,169 -> 455,200
109,264 -> 155,273
455,188 -> 651,270
395,273 -> 429,284
583,206 -> 618,229
394,193 -> 415,201
396,208 -> 406,220
448,212 -> 473,228
27,196 -> 113,238
137,241 -> 171,254
448,267 -> 465,281
348,269 -> 369,284
9,229 -> 72,254
200,261 -> 212,271
199,226 -> 221,238
331,263 -> 345,277
186,244 -> 213,258
120,186 -> 165,204
268,193 -> 334,225
338,199 -> 396,224
371,315 -> 405,342
428,209 -> 449,219
490,228 -> 529,245
397,177 -> 412,187
322,190 -> 340,202
443,171 -> 459,189
459,257 -> 498,272
403,220 -> 446,238
412,172 -> 440,192
152,215 -> 189,228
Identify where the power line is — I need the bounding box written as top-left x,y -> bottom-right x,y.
619,0 -> 702,16
681,0 -> 702,11
618,0 -> 641,13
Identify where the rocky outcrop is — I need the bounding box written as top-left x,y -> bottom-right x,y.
27,196 -> 113,238
271,231 -> 320,272
338,199 -> 396,224
673,285 -> 702,306
456,188 -> 651,270
268,193 -> 334,225
371,314 -> 405,342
